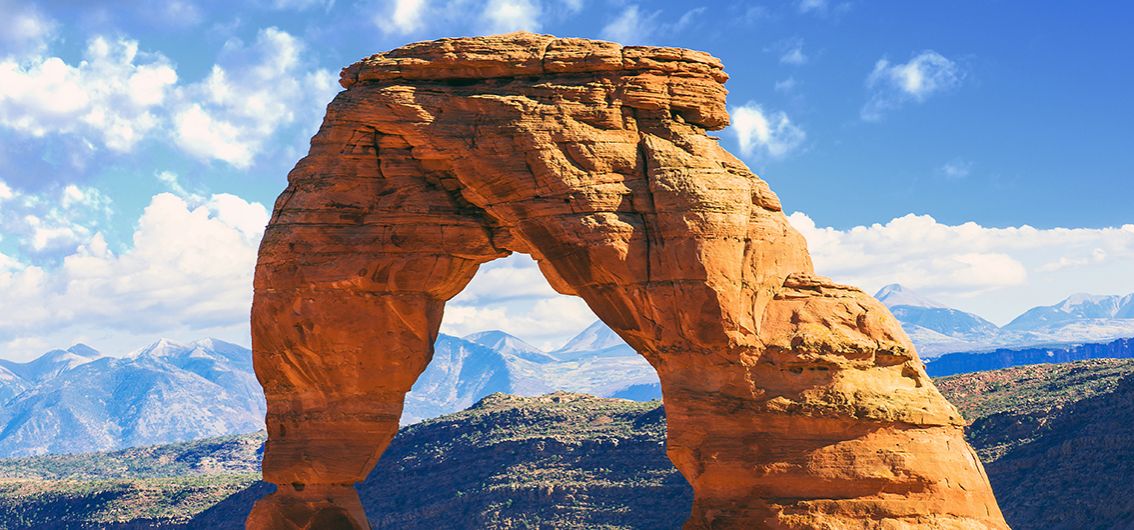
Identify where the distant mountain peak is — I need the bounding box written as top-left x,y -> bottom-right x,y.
65,344 -> 101,358
1006,291 -> 1134,331
464,330 -> 533,348
874,284 -> 947,309
555,321 -> 626,354
130,338 -> 186,359
464,330 -> 555,363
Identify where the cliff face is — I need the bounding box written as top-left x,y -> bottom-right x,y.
249,32 -> 1005,529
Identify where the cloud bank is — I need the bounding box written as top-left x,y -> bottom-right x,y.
0,28 -> 336,168
0,189 -> 268,360
790,212 -> 1134,323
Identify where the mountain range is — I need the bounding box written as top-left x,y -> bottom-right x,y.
3,285 -> 1132,458
0,339 -> 265,458
875,284 -> 1134,356
0,323 -> 658,457
405,321 -> 658,423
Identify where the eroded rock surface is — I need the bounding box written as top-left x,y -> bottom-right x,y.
249,32 -> 1007,529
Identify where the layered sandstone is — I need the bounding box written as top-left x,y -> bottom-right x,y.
249,32 -> 1007,529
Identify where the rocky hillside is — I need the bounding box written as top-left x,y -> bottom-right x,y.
193,393 -> 690,530
0,433 -> 263,528
1,359 -> 1132,529
936,359 -> 1134,528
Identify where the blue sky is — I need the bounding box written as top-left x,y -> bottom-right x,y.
0,0 -> 1131,358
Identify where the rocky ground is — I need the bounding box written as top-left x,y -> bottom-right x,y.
0,359 -> 1132,529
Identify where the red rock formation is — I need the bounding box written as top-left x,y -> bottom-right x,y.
248,33 -> 1007,529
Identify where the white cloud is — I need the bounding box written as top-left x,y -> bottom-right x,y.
774,77 -> 798,93
789,212 -> 1134,323
599,4 -> 702,44
672,7 -> 706,32
937,159 -> 972,179
0,27 -> 335,168
268,0 -> 335,10
779,41 -> 808,65
481,0 -> 542,33
0,37 -> 178,151
0,192 -> 268,359
862,50 -> 963,120
442,253 -> 599,349
156,170 -> 205,204
372,0 -> 587,37
601,5 -> 657,44
171,27 -> 338,167
798,0 -> 827,13
374,0 -> 429,34
0,1 -> 56,54
729,102 -> 806,159
0,184 -> 113,257
796,0 -> 849,16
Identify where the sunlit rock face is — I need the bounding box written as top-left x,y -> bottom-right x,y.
248,32 -> 1007,530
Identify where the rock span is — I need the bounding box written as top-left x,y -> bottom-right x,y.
248,33 -> 1007,529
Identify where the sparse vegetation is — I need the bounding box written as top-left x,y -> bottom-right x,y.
2,362 -> 1133,529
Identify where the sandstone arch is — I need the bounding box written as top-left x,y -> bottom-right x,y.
248,33 -> 1007,529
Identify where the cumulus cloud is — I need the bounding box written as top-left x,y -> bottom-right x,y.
600,4 -> 703,45
156,170 -> 205,204
0,192 -> 268,359
442,254 -> 599,349
171,27 -> 338,168
0,37 -> 178,151
374,0 -> 429,34
862,50 -> 963,120
789,212 -> 1134,323
0,0 -> 56,54
777,39 -> 808,65
0,183 -> 113,257
600,5 -> 655,43
0,27 -> 335,168
729,102 -> 806,160
481,0 -> 542,33
371,0 -> 585,37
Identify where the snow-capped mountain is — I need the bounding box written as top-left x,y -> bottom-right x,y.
553,320 -> 630,360
1006,293 -> 1134,330
0,339 -> 265,458
874,284 -> 948,309
0,328 -> 662,456
404,328 -> 658,423
0,344 -> 103,383
875,285 -> 1134,356
463,330 -> 558,363
11,285 -> 1132,457
874,284 -> 1001,356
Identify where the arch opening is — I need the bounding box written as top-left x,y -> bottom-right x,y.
404,252 -> 664,424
